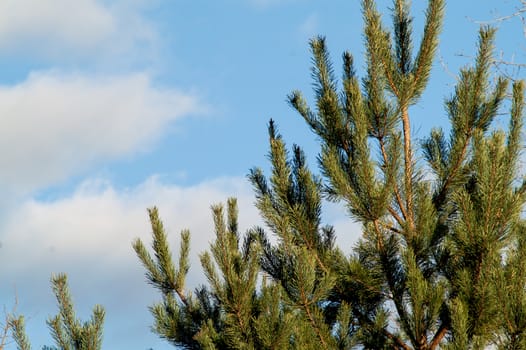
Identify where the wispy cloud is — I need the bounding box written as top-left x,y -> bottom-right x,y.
0,71 -> 203,193
299,13 -> 319,39
0,0 -> 157,62
0,175 -> 259,348
1,176 -> 258,285
0,176 -> 359,348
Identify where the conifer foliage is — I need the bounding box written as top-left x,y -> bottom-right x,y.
135,0 -> 526,349
5,1 -> 526,349
10,274 -> 105,350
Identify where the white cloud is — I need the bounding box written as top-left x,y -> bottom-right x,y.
0,175 -> 359,305
0,176 -> 258,277
0,177 -> 360,291
0,0 -> 156,60
0,176 -> 259,348
0,174 -> 359,347
299,13 -> 319,39
0,71 -> 202,192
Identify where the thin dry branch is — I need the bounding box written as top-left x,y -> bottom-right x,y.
0,294 -> 21,350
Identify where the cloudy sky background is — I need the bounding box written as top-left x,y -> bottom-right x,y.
0,0 -> 523,348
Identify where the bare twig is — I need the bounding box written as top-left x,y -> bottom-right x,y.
466,1 -> 526,80
0,293 -> 21,350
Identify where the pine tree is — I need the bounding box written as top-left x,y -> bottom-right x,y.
9,274 -> 105,350
135,0 -> 526,349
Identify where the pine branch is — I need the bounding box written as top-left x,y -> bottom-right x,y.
429,323 -> 448,349
9,315 -> 31,350
411,0 -> 445,101
381,328 -> 412,350
400,104 -> 415,232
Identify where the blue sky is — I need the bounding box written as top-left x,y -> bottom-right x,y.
0,0 -> 523,349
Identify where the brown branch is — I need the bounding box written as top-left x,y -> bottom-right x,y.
388,207 -> 405,228
378,219 -> 402,234
401,105 -> 415,233
301,290 -> 329,350
429,323 -> 448,350
176,288 -> 188,307
383,328 -> 412,350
